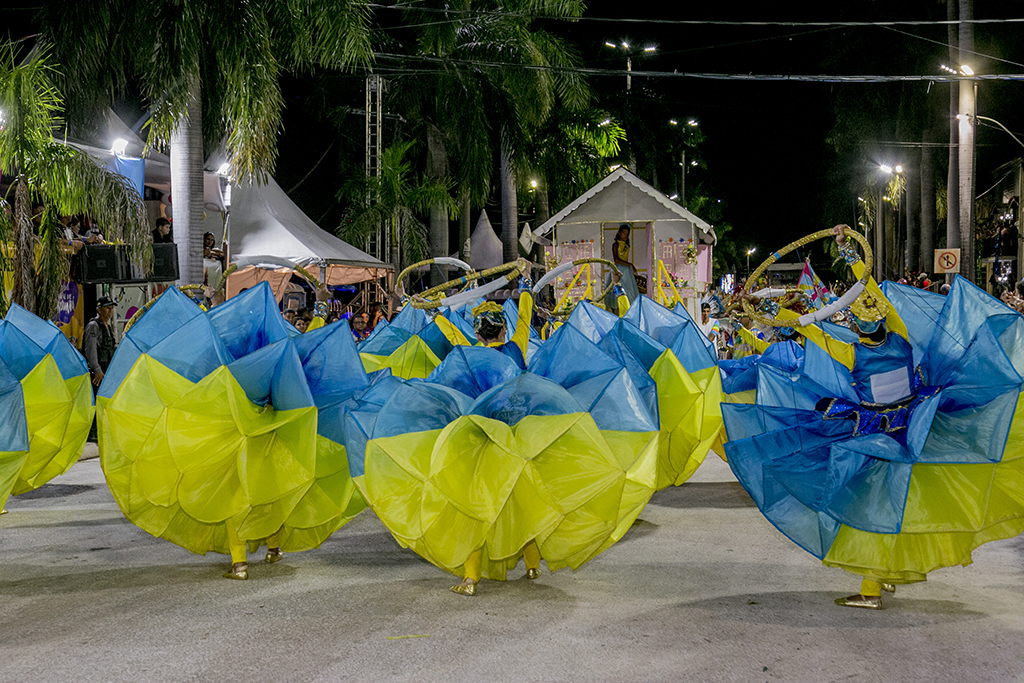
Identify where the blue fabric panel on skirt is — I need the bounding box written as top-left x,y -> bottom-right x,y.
342,410 -> 379,478
565,368 -> 658,432
0,321 -> 47,381
226,339 -> 314,411
623,295 -> 686,347
416,322 -> 455,360
565,301 -> 618,343
5,304 -> 88,379
0,359 -> 28,451
924,277 -> 1013,387
99,286 -> 204,398
294,319 -> 369,401
389,305 -> 431,335
594,333 -> 660,419
803,336 -> 858,403
667,321 -> 719,373
821,436 -> 912,534
207,283 -> 292,361
374,382 -> 472,438
528,324 -> 624,389
719,356 -> 759,394
672,301 -> 698,325
880,281 -> 946,366
604,319 -> 666,371
426,346 -> 521,398
469,373 -> 582,425
755,364 -> 830,411
359,323 -> 413,356
145,314 -> 232,383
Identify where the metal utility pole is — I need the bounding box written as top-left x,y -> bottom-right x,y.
957,0 -> 976,283
946,0 -> 960,284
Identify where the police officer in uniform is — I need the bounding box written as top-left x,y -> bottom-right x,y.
83,296 -> 117,387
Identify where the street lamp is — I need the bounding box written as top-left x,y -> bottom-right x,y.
746,247 -> 756,277
604,40 -> 656,92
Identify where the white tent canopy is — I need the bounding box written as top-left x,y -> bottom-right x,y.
470,209 -> 504,271
537,167 -> 716,244
227,176 -> 390,290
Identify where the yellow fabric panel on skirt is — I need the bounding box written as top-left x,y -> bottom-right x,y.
99,354 -> 364,556
356,412 -> 658,581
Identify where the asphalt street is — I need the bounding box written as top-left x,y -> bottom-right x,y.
3,447 -> 1023,683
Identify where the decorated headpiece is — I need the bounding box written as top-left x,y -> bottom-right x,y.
472,301 -> 506,332
849,291 -> 890,334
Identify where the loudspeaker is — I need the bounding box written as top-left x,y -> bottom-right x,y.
80,245 -> 120,283
150,243 -> 179,282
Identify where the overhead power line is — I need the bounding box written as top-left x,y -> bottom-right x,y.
368,6 -> 1024,28
373,52 -> 1024,82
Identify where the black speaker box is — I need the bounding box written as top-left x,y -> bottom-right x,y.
150,243 -> 180,282
80,245 -> 120,283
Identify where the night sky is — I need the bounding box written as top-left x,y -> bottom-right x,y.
5,2 -> 1024,273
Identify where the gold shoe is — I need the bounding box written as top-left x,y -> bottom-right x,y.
265,549 -> 284,564
223,564 -> 249,580
450,580 -> 477,596
881,583 -> 895,593
834,594 -> 881,609
0,508 -> 7,515
526,568 -> 540,580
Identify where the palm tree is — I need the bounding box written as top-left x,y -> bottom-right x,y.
385,0 -> 589,267
527,106 -> 625,223
37,0 -> 373,284
337,140 -> 457,272
0,44 -> 149,317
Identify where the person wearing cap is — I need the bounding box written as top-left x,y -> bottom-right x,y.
83,296 -> 117,388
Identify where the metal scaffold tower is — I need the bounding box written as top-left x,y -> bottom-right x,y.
365,74 -> 389,262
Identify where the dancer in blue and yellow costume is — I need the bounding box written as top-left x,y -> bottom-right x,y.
724,225 -> 1024,609
97,283 -> 366,580
0,305 -> 93,514
341,260 -> 659,596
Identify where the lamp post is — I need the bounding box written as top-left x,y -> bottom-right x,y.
944,62 -> 977,284
746,247 -> 756,278
605,41 -> 655,171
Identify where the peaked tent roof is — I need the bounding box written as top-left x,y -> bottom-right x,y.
229,176 -> 390,271
470,210 -> 504,271
536,168 -> 716,243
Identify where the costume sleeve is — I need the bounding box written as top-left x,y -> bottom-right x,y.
847,257 -> 909,341
82,322 -> 101,374
616,293 -> 630,317
434,315 -> 472,347
778,308 -> 856,370
509,291 -> 533,359
737,325 -> 770,355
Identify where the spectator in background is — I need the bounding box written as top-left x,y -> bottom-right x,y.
152,217 -> 173,243
282,309 -> 297,326
351,314 -> 370,342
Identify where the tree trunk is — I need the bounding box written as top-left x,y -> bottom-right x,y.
458,194 -> 471,262
500,139 -> 518,263
13,178 -> 36,314
945,0 -> 960,281
920,131 -> 936,273
532,178 -> 550,271
426,125 -> 449,286
906,167 -> 919,273
170,81 -> 205,286
957,0 -> 976,283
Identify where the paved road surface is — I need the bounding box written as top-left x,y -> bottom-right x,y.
3,451 -> 1023,682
